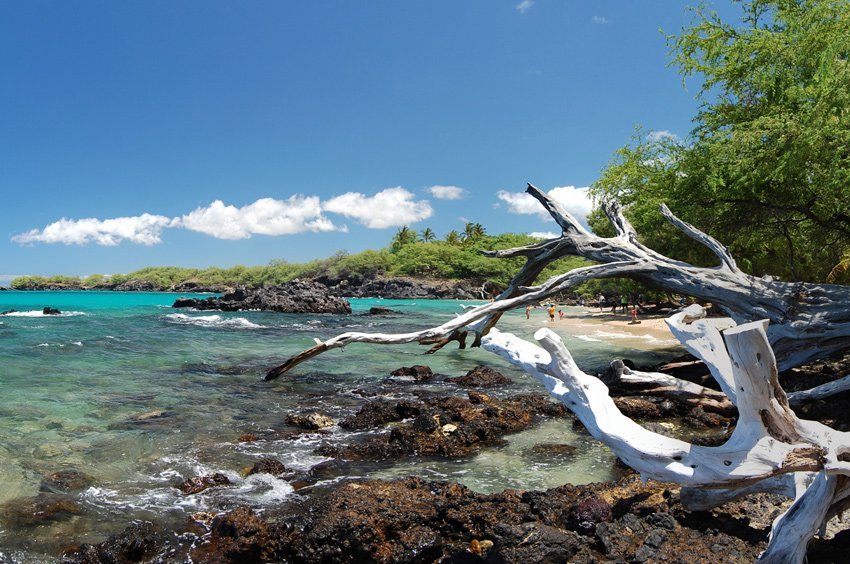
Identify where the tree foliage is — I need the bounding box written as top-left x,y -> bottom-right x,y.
591,0 -> 850,282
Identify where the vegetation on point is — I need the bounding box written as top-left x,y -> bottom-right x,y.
9,224 -> 590,293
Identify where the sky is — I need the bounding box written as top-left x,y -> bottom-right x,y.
0,1 -> 741,282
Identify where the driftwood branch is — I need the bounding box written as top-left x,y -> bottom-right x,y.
481,308 -> 850,562
271,185 -> 850,377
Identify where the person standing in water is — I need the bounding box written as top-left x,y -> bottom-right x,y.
547,304 -> 556,321
525,304 -> 531,319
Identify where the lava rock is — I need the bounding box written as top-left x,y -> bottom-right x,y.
445,365 -> 513,387
389,365 -> 434,382
285,412 -> 335,430
172,280 -> 351,314
1,493 -> 81,526
246,458 -> 288,476
40,470 -> 95,493
178,473 -> 231,495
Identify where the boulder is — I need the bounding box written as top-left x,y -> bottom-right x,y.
445,365 -> 513,387
285,411 -> 335,430
0,493 -> 81,526
389,365 -> 434,382
177,473 -> 231,495
246,458 -> 288,476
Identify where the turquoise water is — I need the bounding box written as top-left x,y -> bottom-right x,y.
0,291 -> 682,560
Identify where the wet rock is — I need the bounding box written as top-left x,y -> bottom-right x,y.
62,521 -> 168,563
285,411 -> 335,430
320,393 -> 568,461
191,506 -> 274,562
389,364 -> 434,382
367,306 -> 402,315
40,470 -> 95,493
445,365 -> 513,387
43,307 -> 62,315
246,458 -> 288,477
613,397 -> 662,418
178,473 -> 231,495
338,399 -> 424,430
1,493 -> 81,526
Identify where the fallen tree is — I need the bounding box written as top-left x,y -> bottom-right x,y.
268,184 -> 850,379
483,305 -> 850,563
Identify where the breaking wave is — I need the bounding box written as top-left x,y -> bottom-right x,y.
163,313 -> 264,329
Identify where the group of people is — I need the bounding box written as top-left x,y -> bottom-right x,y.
525,303 -> 565,321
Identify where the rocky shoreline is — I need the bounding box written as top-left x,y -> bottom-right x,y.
9,275 -> 492,300
172,280 -> 352,314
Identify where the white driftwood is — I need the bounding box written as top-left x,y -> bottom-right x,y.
481,309 -> 850,563
788,374 -> 850,406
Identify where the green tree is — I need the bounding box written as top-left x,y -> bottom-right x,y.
592,0 -> 850,282
420,227 -> 436,242
390,226 -> 419,253
444,230 -> 463,246
462,222 -> 486,245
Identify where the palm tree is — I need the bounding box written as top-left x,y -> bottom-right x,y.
420,227 -> 436,243
462,222 -> 486,244
390,226 -> 418,252
444,230 -> 462,246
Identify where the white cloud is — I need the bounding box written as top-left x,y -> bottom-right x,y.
323,187 -> 432,229
529,231 -> 561,240
177,195 -> 342,240
497,185 -> 593,224
647,130 -> 679,142
426,185 -> 467,200
12,214 -> 173,246
592,16 -> 609,24
516,0 -> 534,14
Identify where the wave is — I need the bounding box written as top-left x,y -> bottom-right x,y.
163,313 -> 264,329
1,310 -> 86,317
35,341 -> 83,348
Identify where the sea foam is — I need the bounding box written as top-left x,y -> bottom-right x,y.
163,313 -> 264,329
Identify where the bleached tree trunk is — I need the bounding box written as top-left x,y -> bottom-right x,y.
482,306 -> 850,563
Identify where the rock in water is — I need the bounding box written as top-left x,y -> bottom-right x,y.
445,365 -> 513,387
172,280 -> 351,314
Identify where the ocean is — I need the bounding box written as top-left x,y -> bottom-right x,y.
0,291 -> 682,560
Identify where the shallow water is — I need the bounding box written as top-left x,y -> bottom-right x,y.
0,291 -> 682,559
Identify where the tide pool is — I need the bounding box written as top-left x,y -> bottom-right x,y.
0,291 -> 682,560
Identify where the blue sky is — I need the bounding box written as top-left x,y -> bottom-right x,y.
1,1 -> 739,281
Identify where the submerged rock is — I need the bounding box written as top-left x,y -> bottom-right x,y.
40,470 -> 95,493
173,280 -> 350,314
0,493 -> 81,526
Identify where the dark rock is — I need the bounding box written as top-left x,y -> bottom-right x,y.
0,309 -> 17,315
191,506 -> 274,562
61,522 -> 167,563
318,275 -> 484,300
42,307 -> 62,315
285,411 -> 335,430
389,365 -> 434,382
321,393 -> 568,461
339,399 -> 424,430
172,280 -> 351,314
566,496 -> 612,533
687,405 -> 729,428
40,470 -> 95,493
246,458 -> 287,477
445,365 -> 513,387
0,493 -> 81,526
367,306 -> 402,315
613,397 -> 662,418
178,473 -> 231,495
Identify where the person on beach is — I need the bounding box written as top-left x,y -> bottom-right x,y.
547,304 -> 556,321
558,309 -> 565,320
620,294 -> 628,313
525,304 -> 531,319
597,293 -> 605,312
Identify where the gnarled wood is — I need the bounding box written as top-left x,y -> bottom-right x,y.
482,309 -> 850,563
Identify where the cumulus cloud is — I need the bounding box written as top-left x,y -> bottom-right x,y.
323,187 -> 432,229
529,231 -> 561,240
12,214 -> 173,246
497,186 -> 593,224
177,195 -> 341,240
426,185 -> 467,200
516,0 -> 534,13
13,187 -> 436,246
